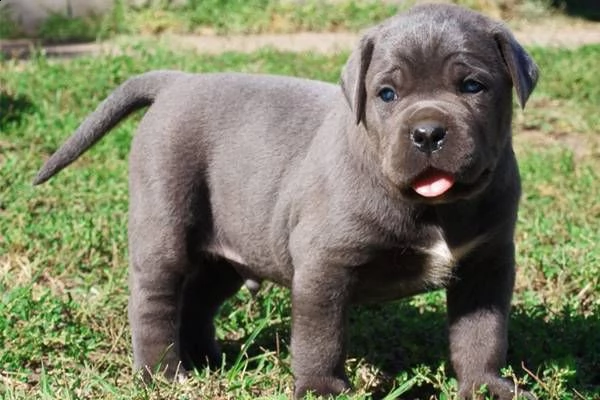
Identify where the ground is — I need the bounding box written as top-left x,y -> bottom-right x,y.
1,17 -> 600,58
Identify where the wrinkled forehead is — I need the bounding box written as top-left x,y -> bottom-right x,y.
372,9 -> 503,71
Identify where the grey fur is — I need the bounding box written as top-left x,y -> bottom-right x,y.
34,4 -> 538,399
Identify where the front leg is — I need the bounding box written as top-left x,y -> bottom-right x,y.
447,242 -> 532,399
291,262 -> 353,398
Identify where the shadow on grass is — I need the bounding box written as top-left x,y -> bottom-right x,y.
551,0 -> 600,20
0,91 -> 35,128
220,300 -> 600,398
0,40 -> 102,61
510,306 -> 600,394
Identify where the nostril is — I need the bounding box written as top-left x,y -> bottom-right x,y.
412,128 -> 427,145
430,127 -> 446,147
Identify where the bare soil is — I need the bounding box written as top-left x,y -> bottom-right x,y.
1,18 -> 599,59
514,130 -> 600,159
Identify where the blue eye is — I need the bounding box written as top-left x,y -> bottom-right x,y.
460,79 -> 485,94
378,87 -> 397,102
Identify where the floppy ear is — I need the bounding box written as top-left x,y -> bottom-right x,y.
494,27 -> 539,108
340,34 -> 375,125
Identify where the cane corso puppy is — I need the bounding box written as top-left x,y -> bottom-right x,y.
34,3 -> 538,399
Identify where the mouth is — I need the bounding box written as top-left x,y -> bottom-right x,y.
405,167 -> 494,202
410,169 -> 455,198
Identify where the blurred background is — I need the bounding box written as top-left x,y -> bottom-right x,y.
1,0 -> 599,42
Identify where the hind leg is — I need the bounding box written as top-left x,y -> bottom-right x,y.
128,228 -> 189,379
127,128 -> 212,379
178,257 -> 244,370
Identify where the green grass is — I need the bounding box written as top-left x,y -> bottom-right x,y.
0,0 -> 400,41
522,45 -> 600,134
1,43 -> 599,399
0,0 -> 567,41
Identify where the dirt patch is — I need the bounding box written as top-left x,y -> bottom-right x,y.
513,22 -> 600,47
2,17 -> 599,59
514,130 -> 600,160
166,23 -> 600,53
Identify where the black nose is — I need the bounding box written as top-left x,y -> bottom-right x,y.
410,123 -> 447,153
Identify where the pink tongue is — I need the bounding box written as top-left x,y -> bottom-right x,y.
412,172 -> 455,198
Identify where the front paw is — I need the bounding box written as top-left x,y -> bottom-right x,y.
459,375 -> 535,400
294,375 -> 351,399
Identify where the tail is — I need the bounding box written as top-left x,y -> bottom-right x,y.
33,70 -> 185,185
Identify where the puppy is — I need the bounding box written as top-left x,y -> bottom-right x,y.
34,4 -> 538,399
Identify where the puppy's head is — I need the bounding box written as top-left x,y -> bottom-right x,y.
341,4 -> 538,203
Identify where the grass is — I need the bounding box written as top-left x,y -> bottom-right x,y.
0,0 -> 575,41
0,0 -> 400,41
1,42 -> 599,399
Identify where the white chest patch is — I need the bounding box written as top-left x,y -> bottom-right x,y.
419,235 -> 485,287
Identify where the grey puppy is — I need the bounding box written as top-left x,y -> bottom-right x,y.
34,4 -> 538,399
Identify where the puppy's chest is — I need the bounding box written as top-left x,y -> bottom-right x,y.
352,235 -> 481,302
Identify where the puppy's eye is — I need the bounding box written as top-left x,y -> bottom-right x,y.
460,79 -> 486,94
378,87 -> 398,102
